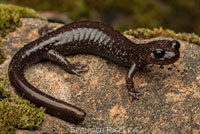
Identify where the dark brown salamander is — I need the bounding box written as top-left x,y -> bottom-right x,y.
8,21 -> 180,124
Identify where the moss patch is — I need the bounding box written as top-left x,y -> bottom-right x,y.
0,4 -> 44,64
0,78 -> 7,95
0,78 -> 45,134
0,5 -> 45,133
124,27 -> 200,45
0,48 -> 6,64
0,4 -> 43,36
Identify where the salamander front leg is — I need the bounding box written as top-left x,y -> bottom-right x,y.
46,50 -> 88,75
126,63 -> 142,101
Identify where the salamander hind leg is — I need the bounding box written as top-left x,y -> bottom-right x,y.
46,50 -> 88,75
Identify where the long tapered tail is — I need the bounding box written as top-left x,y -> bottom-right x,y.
8,53 -> 86,123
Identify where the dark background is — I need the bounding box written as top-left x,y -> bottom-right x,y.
1,0 -> 200,34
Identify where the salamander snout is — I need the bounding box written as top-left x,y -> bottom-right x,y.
171,40 -> 180,50
146,40 -> 180,65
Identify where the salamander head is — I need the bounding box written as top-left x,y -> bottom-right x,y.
143,40 -> 180,65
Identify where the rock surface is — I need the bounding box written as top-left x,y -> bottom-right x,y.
0,18 -> 199,134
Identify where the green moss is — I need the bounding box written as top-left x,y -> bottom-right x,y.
0,4 -> 43,36
0,5 -> 45,133
0,48 -> 6,64
0,97 -> 45,134
0,78 -> 45,134
0,38 -> 6,64
0,78 -> 10,98
0,78 -> 6,94
124,27 -> 200,45
0,4 -> 44,64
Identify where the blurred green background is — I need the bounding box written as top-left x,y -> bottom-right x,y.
1,0 -> 200,34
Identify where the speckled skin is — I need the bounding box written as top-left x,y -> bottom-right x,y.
8,21 -> 180,124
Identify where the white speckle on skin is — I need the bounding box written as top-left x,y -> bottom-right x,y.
103,36 -> 111,45
73,29 -> 80,41
94,31 -> 103,42
79,28 -> 85,41
128,63 -> 136,78
66,30 -> 74,42
99,33 -> 107,43
89,29 -> 98,41
84,28 -> 92,40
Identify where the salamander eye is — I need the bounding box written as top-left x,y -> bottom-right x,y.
172,40 -> 180,49
153,49 -> 165,59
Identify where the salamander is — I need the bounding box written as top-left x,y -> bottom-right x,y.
8,21 -> 180,124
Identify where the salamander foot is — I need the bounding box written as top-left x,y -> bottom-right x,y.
70,62 -> 88,76
128,91 -> 142,101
